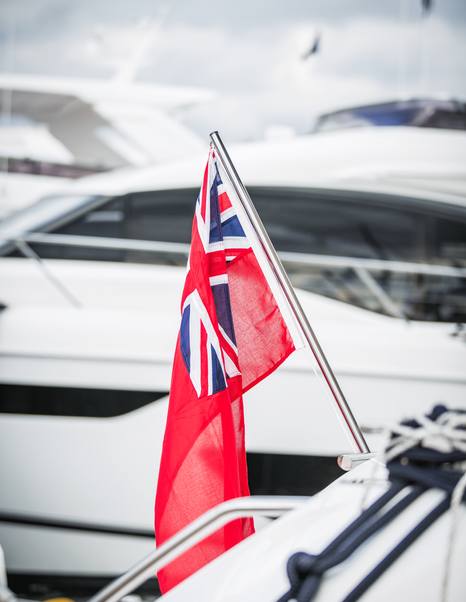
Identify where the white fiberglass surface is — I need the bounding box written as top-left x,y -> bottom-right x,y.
162,460 -> 466,602
49,128 -> 466,200
0,173 -> 71,220
1,127 -> 465,235
0,399 -> 166,573
1,259 -> 465,454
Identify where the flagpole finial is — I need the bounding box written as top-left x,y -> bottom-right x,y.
209,132 -> 220,152
209,131 -> 221,151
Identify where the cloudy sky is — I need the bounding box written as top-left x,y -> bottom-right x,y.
1,0 -> 465,141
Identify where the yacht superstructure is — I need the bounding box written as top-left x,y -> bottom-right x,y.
0,73 -> 211,219
0,127 -> 465,589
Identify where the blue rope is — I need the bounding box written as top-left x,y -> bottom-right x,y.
276,483 -> 404,602
276,485 -> 423,602
276,406 -> 466,602
342,496 -> 450,602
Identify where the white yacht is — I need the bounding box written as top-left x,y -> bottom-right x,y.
0,73 -> 211,219
0,126 -> 465,595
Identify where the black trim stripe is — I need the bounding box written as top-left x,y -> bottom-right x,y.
0,384 -> 168,417
247,452 -> 343,496
0,512 -> 153,538
7,572 -> 160,598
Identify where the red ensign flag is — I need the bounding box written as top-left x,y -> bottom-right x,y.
155,147 -> 296,592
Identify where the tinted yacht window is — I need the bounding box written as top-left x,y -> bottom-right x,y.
253,190 -> 428,261
42,187 -> 434,261
58,189 -> 195,244
431,215 -> 466,264
24,186 -> 466,321
29,189 -> 196,263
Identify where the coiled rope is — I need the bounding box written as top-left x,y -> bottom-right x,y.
277,405 -> 466,602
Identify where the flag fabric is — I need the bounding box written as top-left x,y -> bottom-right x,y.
155,146 -> 296,593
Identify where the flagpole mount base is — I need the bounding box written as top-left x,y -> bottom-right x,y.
338,452 -> 376,472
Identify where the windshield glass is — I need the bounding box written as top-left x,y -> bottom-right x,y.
0,193 -> 104,252
4,185 -> 465,323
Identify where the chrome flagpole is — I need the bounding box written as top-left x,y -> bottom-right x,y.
210,131 -> 369,455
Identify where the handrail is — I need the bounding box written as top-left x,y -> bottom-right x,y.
16,232 -> 190,257
88,496 -> 307,602
8,232 -> 466,319
279,250 -> 466,278
10,232 -> 466,278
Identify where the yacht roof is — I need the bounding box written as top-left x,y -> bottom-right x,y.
43,126 -> 466,198
1,126 -> 465,241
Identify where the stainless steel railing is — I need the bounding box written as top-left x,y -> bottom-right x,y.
9,232 -> 466,319
88,496 -> 307,602
19,232 -> 190,257
13,232 -> 466,278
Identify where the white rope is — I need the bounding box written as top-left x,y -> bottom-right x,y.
383,411 -> 466,464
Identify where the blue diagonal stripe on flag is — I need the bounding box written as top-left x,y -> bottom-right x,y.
180,291 -> 227,397
180,305 -> 191,372
220,215 -> 245,238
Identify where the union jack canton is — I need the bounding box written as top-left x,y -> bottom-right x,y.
180,149 -> 248,398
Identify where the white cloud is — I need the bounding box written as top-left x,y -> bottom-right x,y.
177,16 -> 466,139
1,4 -> 465,141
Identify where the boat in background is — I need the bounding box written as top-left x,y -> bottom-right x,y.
0,127 -> 465,592
0,73 -> 212,219
312,97 -> 466,134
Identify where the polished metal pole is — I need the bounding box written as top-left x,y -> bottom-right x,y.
210,131 -> 369,454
